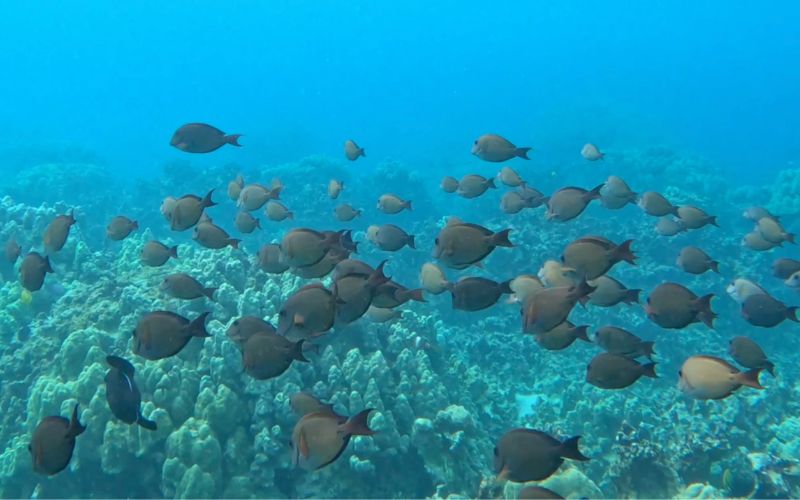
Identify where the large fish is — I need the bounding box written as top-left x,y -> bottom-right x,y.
292,409 -> 375,470
433,220 -> 513,269
132,311 -> 211,360
104,356 -> 157,430
494,429 -> 588,482
170,123 -> 242,153
29,404 -> 85,475
472,134 -> 531,162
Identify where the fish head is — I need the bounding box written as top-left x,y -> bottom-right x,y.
471,139 -> 482,156
159,278 -> 171,291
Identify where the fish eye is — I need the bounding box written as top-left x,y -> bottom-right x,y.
474,140 -> 478,145
493,446 -> 499,456
434,238 -> 439,245
279,310 -> 286,316
678,370 -> 682,377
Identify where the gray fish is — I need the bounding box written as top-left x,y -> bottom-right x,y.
638,191 -> 678,217
328,179 -> 344,199
533,321 -> 590,351
434,220 -> 513,269
20,252 -> 53,292
377,194 -> 412,214
257,244 -> 290,274
238,184 -> 281,211
457,174 -> 496,199
494,429 -> 588,482
29,404 -> 85,476
266,201 -> 294,221
242,331 -> 308,380
773,258 -> 800,279
344,140 -> 365,161
600,175 -> 636,209
546,185 -> 603,222
743,230 -> 781,251
594,326 -> 655,360
676,246 -> 719,274
226,316 -> 276,346
106,216 -> 138,241
5,238 -> 21,264
292,409 -> 374,470
518,185 -> 548,208
679,355 -> 763,400
522,281 -> 595,334
43,210 -> 76,253
170,190 -> 216,231
140,241 -> 178,267
160,273 -> 216,300
655,217 -> 686,237
729,336 -> 775,376
448,277 -> 511,311
441,176 -> 459,193
365,306 -> 403,323
277,284 -> 337,339
334,204 -> 362,222
741,293 -> 798,328
333,258 -> 377,281
368,224 -> 415,251
192,221 -> 240,250
497,166 -> 524,187
132,311 -> 210,360
646,283 -> 715,329
105,356 -> 157,430
292,248 -> 349,279
235,211 -> 261,233
743,206 -> 777,222
581,143 -> 604,160
586,352 -> 657,389
281,229 -> 341,268
757,217 -> 795,244
227,174 -> 245,201
500,191 -> 536,214
677,205 -> 718,230
472,134 -> 531,162
291,393 -> 337,417
170,123 -> 241,153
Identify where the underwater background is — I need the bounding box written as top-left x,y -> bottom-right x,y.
1,1 -> 800,498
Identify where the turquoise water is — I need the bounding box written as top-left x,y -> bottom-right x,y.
1,2 -> 799,498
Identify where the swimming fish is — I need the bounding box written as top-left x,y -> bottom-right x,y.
561,236 -> 636,280
419,262 -> 450,295
741,293 -> 798,328
292,408 -> 374,470
457,174 -> 496,199
599,175 -> 636,209
655,217 -> 686,237
546,185 -> 603,222
104,356 -> 157,430
773,258 -> 800,279
334,204 -> 362,222
193,221 -> 240,249
106,216 -> 138,241
242,331 -> 308,380
593,326 -> 655,361
170,190 -> 216,231
160,273 -> 216,301
726,278 -> 767,304
344,140 -> 365,160
19,252 -> 53,292
508,274 -> 545,304
277,284 -> 337,339
290,393 -> 337,417
226,316 -> 276,346
377,194 -> 412,214
368,224 -> 415,251
132,311 -> 210,360
582,276 -> 640,307
538,260 -> 578,288
448,277 -> 511,311
257,243 -> 290,274
756,217 -> 795,244
497,166 -> 525,187
170,123 -> 242,153
743,206 -> 778,222
645,283 -> 715,329
43,210 -> 76,253
533,321 -> 590,351
441,176 -> 460,193
677,206 -> 718,230
676,246 -> 719,274
580,143 -> 604,161
729,336 -> 775,376
29,404 -> 85,475
472,134 -> 531,162
227,174 -> 245,201
140,241 -> 178,267
160,196 -> 177,222
742,231 -> 781,251
586,352 -> 657,389
238,184 -> 281,212
500,191 -> 537,214
328,179 -> 344,199
638,191 -> 678,217
522,280 -> 595,334
493,429 -> 588,482
235,211 -> 261,233
678,355 -> 763,400
433,220 -> 513,269
4,238 -> 21,264
333,262 -> 390,324
265,201 -> 294,221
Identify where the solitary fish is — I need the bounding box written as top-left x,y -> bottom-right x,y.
448,277 -> 511,311
441,176 -> 459,193
368,224 -> 415,251
105,356 -> 157,430
600,176 -> 636,209
235,211 -> 261,233
257,244 -> 290,274
106,216 -> 138,241
593,326 -> 654,361
522,281 -> 595,334
533,321 -> 590,351
43,210 -> 76,253
472,134 -> 531,162
292,408 -> 375,470
434,221 -> 513,269
646,283 -> 715,329
160,273 -> 216,301
546,185 -> 603,222
170,123 -> 241,153
729,336 -> 775,376
679,355 -> 763,400
132,311 -> 211,360
638,191 -> 678,217
328,179 -> 344,199
29,404 -> 85,475
586,352 -> 657,389
226,316 -> 276,346
741,293 -> 798,328
377,194 -> 412,214
227,174 -> 245,201
20,252 -> 53,292
457,174 -> 496,199
494,429 -> 588,482
677,206 -> 718,230
242,331 -> 309,380
419,263 -> 449,295
676,246 -> 719,274
170,190 -> 216,231
561,236 -> 636,280
334,204 -> 362,222
344,140 -> 365,161
5,238 -> 21,264
140,241 -> 178,267
580,143 -> 604,161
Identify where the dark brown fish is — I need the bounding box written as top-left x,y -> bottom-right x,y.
741,293 -> 798,327
533,321 -> 590,351
333,262 -> 390,324
522,281 -> 595,334
242,331 -> 308,380
160,273 -> 216,300
638,191 -> 678,216
5,238 -> 21,264
561,237 -> 635,280
582,276 -> 640,307
377,194 -> 412,214
292,409 -> 374,470
518,486 -> 564,499
676,246 -> 719,274
729,336 -> 775,376
646,283 -> 715,329
344,140 -> 365,160
586,352 -> 657,389
457,174 -> 496,199
226,316 -> 276,346
594,327 -> 654,360
170,190 -> 216,231
773,258 -> 800,279
20,252 -> 53,292
291,393 -> 336,417
106,216 -> 138,241
600,175 -> 636,209
546,185 -> 603,222
132,311 -> 210,360
140,241 -> 178,267
371,280 -> 426,309
227,174 -> 245,201
238,184 -> 281,211
281,229 -> 341,268
368,224 -> 415,251
472,134 -> 531,162
170,123 -> 241,153
257,244 -> 290,274
434,221 -> 513,269
277,284 -> 337,339
448,277 -> 511,311
235,211 -> 261,233
292,248 -> 349,279
677,206 -> 718,229
679,355 -> 763,400
494,429 -> 588,482
29,404 -> 85,475
334,204 -> 362,222
43,210 -> 76,253
105,356 -> 157,430
192,221 -> 240,250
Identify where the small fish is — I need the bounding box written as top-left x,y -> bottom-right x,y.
500,191 -> 536,214
676,246 -> 719,274
533,321 -> 590,351
19,252 -> 53,292
742,231 -> 781,251
238,184 -> 281,212
344,140 -> 365,160
580,143 -> 604,161
227,174 -> 245,201
277,284 -> 337,339
522,280 -> 595,334
494,429 -> 588,482
645,283 -> 715,329
257,244 -> 290,274
457,174 -> 496,199
140,241 -> 178,267
561,236 -> 636,280
448,277 -> 511,311
546,185 -> 603,222
677,205 -> 718,230
497,166 -> 525,187
741,293 -> 798,328
132,311 -> 210,360
508,274 -> 544,304
368,224 -> 415,251
334,204 -> 362,222
583,276 -> 640,307
235,211 -> 261,233
292,409 -> 375,470
743,206 -> 777,222
472,134 -> 531,162
265,201 -> 294,221
773,258 -> 800,279
105,356 -> 157,430
291,393 -> 336,417
106,216 -> 138,241
441,176 -> 459,193
600,175 -> 636,209
160,273 -> 216,301
43,210 -> 76,253
5,238 -> 21,264
594,326 -> 655,360
679,355 -> 763,400
242,331 -> 308,380
638,191 -> 678,217
726,278 -> 767,304
377,194 -> 412,214
281,229 -> 341,268
365,306 -> 403,323
226,316 -> 276,346
538,261 -> 578,288
729,336 -> 775,376
756,217 -> 795,244
170,190 -> 216,231
586,352 -> 657,389
29,404 -> 85,475
433,221 -> 513,269
170,123 -> 241,153
328,179 -> 344,199
192,222 -> 240,250
655,217 -> 686,237
419,262 -> 449,295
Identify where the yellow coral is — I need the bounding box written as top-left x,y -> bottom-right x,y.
19,289 -> 33,306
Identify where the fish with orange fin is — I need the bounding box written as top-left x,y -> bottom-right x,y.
292,408 -> 375,470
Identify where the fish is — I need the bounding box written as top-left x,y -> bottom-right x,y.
290,393 -> 337,417
645,283 -> 716,329
292,248 -> 349,279
508,274 -> 544,304
582,276 -> 640,307
365,306 -> 403,323
518,486 -> 564,499
599,175 -> 636,209
441,176 -> 459,193
132,311 -> 210,360
242,331 -> 309,380
419,262 -> 449,295
638,191 -> 678,217
655,217 -> 686,237
333,262 -> 390,324
106,215 -> 138,241
522,280 -> 595,334
334,204 -> 362,222
227,174 -> 245,201
19,252 -> 53,292
546,185 -> 603,222
140,241 -> 178,267
743,206 -> 778,222
518,185 -> 548,207
104,356 -> 157,430
334,259 -> 378,281
29,404 -> 85,475
538,260 -> 578,288
265,201 -> 294,221
580,143 -> 604,161
235,211 -> 261,233
677,205 -> 718,229
729,336 -> 775,376
160,273 -> 216,300
741,293 -> 798,327
193,221 -> 240,249
257,244 -> 290,274
43,210 -> 76,253
170,190 -> 216,231
742,230 -> 781,251
678,355 -> 763,400
533,321 -> 590,351
377,194 -> 412,214
676,246 -> 719,274
328,179 -> 344,199
500,191 -> 536,214
586,352 -> 657,389
494,429 -> 588,482
170,123 -> 241,153
226,316 -> 276,346
371,280 -> 426,308
160,196 -> 177,222
368,224 -> 415,251
497,166 -> 525,187
281,229 -> 342,268
561,236 -> 636,280
448,277 -> 512,311
593,326 -> 655,360
277,284 -> 337,339
292,409 -> 374,470
433,221 -> 513,269
5,238 -> 21,264
773,258 -> 800,279
472,134 -> 531,162
344,140 -> 365,160
238,184 -> 281,212
457,174 -> 496,199
756,217 -> 795,244
785,270 -> 800,289
726,278 -> 767,304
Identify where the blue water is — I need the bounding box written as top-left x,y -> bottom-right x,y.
1,2 -> 800,499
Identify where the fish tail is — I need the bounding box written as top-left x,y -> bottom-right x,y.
359,148 -> 366,158
189,312 -> 211,338
169,245 -> 179,259
407,235 -> 416,249
766,362 -> 776,377
203,287 -> 218,301
270,186 -> 283,200
613,239 -> 637,265
515,147 -> 532,160
787,233 -> 796,244
229,239 -> 241,250
498,279 -> 513,294
491,228 -> 514,247
708,215 -> 719,227
487,177 -> 497,189
225,134 -> 243,147
588,183 -> 604,200
106,355 -> 135,376
403,200 -> 413,211
287,212 -> 294,220
403,288 -> 426,303
640,341 -> 656,360
641,362 -> 658,378
559,436 -> 589,461
737,368 -> 764,389
370,260 -> 391,288
787,306 -> 799,322
709,260 -> 720,273
201,189 -> 217,208
43,255 -> 54,273
293,340 -> 310,362
572,325 -> 591,343
343,409 -> 375,436
694,294 -> 717,327
68,404 -> 86,438
137,413 -> 158,431
625,289 -> 642,304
